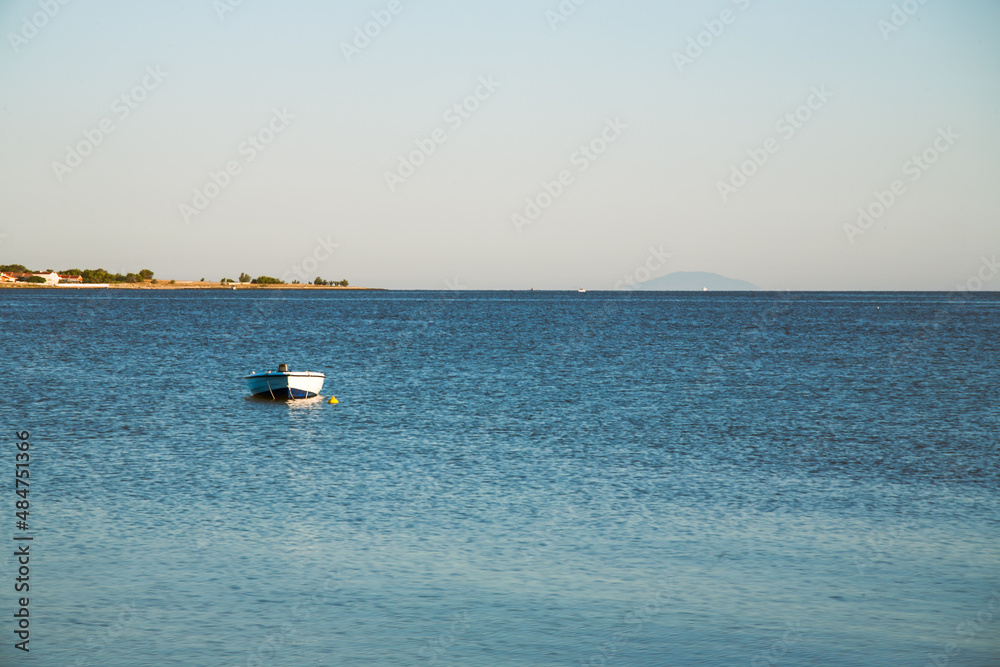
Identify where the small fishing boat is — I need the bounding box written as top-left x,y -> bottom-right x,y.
245,364 -> 325,400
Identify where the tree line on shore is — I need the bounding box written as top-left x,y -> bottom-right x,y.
1,265 -> 154,283
222,273 -> 349,286
1,265 -> 350,287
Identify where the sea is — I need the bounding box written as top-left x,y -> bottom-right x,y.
1,289 -> 998,666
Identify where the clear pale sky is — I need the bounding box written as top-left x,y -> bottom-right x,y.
1,0 -> 998,289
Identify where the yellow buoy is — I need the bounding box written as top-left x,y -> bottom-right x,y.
328,396 -> 339,404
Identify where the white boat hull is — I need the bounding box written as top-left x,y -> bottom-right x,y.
245,372 -> 325,400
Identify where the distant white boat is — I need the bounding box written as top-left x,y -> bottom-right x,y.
245,364 -> 325,400
577,289 -> 587,293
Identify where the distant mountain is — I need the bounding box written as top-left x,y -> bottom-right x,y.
639,271 -> 759,291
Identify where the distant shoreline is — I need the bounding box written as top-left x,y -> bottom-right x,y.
0,281 -> 382,291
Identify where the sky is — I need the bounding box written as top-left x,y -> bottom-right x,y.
1,0 -> 998,290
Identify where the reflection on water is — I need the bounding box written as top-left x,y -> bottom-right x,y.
246,394 -> 330,409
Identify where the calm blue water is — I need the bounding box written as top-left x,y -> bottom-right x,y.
1,290 -> 998,666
